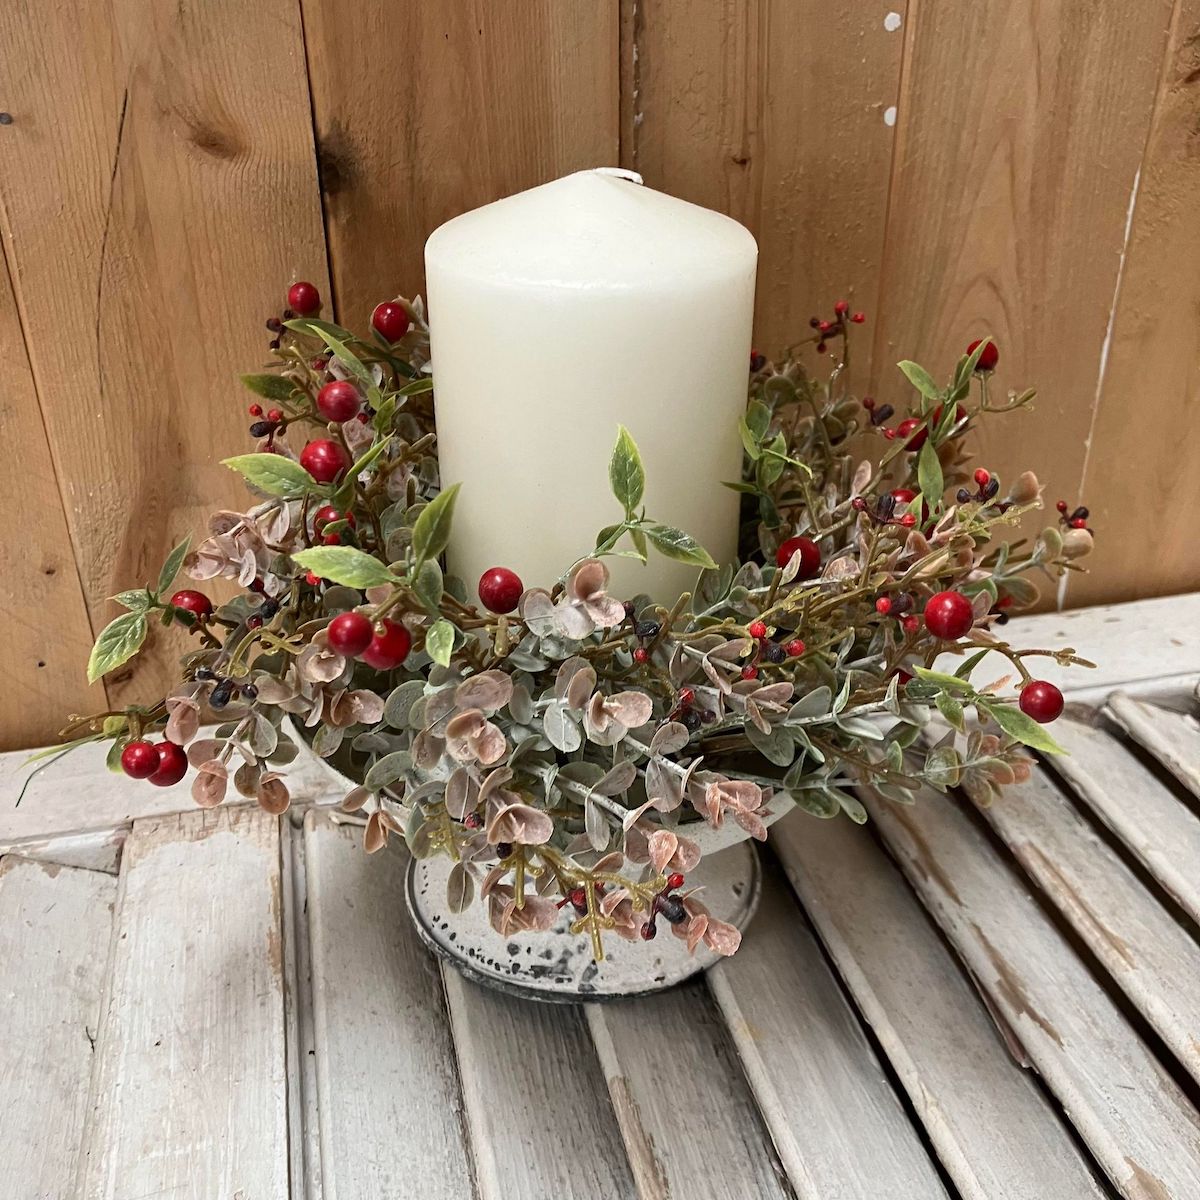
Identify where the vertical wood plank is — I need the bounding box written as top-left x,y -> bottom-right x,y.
303,812 -> 473,1200
868,0 -> 1172,603
301,0 -> 619,325
1068,2 -> 1200,606
0,0 -> 329,711
75,806 -> 287,1199
627,1 -> 906,367
0,857 -> 116,1200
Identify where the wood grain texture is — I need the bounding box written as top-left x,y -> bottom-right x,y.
1068,2 -> 1200,607
1106,690 -> 1200,798
75,806 -> 288,1200
587,983 -> 793,1200
1049,712 -> 1200,925
443,969 -> 636,1200
626,1 -> 906,368
866,783 -> 1200,1199
772,813 -> 1108,1200
0,0 -> 329,713
304,812 -> 473,1200
971,764 -> 1200,1085
301,0 -> 619,325
0,856 -> 116,1200
707,858 -> 949,1198
869,0 -> 1173,599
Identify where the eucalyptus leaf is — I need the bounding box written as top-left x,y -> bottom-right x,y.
365,751 -> 411,791
446,862 -> 474,913
87,611 -> 148,683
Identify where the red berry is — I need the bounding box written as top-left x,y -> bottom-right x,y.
816,340 -> 827,353
1056,500 -> 1069,513
478,567 -> 523,614
372,301 -> 411,343
776,535 -> 821,579
897,417 -> 927,451
785,638 -> 806,657
640,921 -> 657,940
901,615 -> 921,635
1019,680 -> 1064,724
121,740 -> 160,779
678,688 -> 695,706
899,514 -> 916,527
834,300 -> 849,317
317,380 -> 362,423
851,312 -> 866,323
667,872 -> 685,890
170,589 -> 212,620
633,647 -> 650,664
313,505 -> 355,536
862,397 -> 876,410
287,281 -> 321,316
883,429 -> 897,440
148,741 -> 188,787
305,571 -> 322,586
924,590 -> 974,640
875,597 -> 892,615
741,665 -> 759,681
967,338 -> 999,372
818,320 -> 834,334
974,468 -> 991,488
895,669 -> 914,686
267,408 -> 284,423
1070,517 -> 1087,529
322,532 -> 341,545
748,620 -> 767,639
300,438 -> 351,483
328,611 -> 374,658
360,619 -> 411,670
248,403 -> 263,417
891,488 -> 917,504
247,615 -> 263,630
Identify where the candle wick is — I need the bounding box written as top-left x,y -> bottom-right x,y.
589,167 -> 644,186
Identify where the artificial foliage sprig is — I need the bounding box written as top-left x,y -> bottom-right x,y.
66,282 -> 1095,959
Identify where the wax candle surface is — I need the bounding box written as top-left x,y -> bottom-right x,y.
425,169 -> 758,601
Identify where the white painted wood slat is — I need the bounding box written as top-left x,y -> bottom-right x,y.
771,814 -> 1108,1200
0,857 -> 116,1200
74,807 -> 288,1200
1047,713 -> 1200,926
444,969 -> 636,1199
1106,691 -> 1200,798
865,786 -> 1200,1200
586,982 -> 793,1200
707,860 -> 949,1199
303,810 -> 473,1200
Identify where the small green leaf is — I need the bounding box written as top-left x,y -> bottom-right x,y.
643,523 -> 718,570
954,649 -> 990,680
283,316 -> 357,342
425,618 -> 456,667
629,526 -> 649,563
411,558 -> 444,614
593,522 -> 626,555
917,440 -> 943,505
983,700 -> 1066,755
155,535 -> 192,597
897,360 -> 941,400
287,321 -> 373,387
240,373 -> 296,401
411,483 -> 461,565
112,589 -> 153,612
397,376 -> 435,396
913,667 -> 974,692
935,691 -> 966,731
223,453 -> 319,499
737,415 -> 763,461
87,611 -> 148,683
291,546 -> 398,589
744,397 -> 772,439
608,425 -> 645,517
332,436 -> 393,507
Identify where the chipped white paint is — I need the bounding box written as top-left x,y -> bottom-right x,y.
884,105 -> 898,126
1106,690 -> 1200,797
884,11 -> 903,31
0,857 -> 116,1200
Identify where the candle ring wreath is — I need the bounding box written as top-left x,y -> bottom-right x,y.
64,286 -> 1095,963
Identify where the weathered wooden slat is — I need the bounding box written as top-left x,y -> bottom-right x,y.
971,764 -> 1200,1084
1106,691 -> 1200,799
0,826 -> 126,875
707,859 -> 948,1198
865,785 -> 1200,1199
586,981 -> 793,1200
1049,713 -> 1200,925
0,857 -> 116,1200
75,807 -> 288,1199
304,810 -> 473,1200
772,813 -> 1108,1200
444,970 -> 635,1200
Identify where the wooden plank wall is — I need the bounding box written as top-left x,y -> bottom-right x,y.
0,0 -> 1194,748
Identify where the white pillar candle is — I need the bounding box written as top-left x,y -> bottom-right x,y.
425,168 -> 758,602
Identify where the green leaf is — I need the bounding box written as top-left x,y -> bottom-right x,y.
87,611 -> 148,683
629,526 -> 649,563
397,376 -> 435,396
240,373 -> 295,401
737,415 -> 763,461
411,558 -> 444,614
642,523 -> 718,570
935,691 -> 966,731
291,546 -> 398,589
411,483 -> 461,565
425,618 -> 456,667
332,435 -> 393,507
913,667 -> 974,692
111,589 -> 153,612
954,649 -> 990,680
897,360 -> 941,400
983,700 -> 1065,755
744,397 -> 772,439
917,440 -> 943,505
593,522 -> 626,555
155,535 -> 192,597
288,321 -> 373,387
608,425 -> 645,517
283,316 -> 356,342
223,453 -> 319,499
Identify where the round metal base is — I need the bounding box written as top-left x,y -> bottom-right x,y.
406,841 -> 762,1003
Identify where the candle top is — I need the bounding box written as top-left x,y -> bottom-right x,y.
425,169 -> 757,291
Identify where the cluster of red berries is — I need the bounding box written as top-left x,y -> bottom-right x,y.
852,488 -> 922,530
640,872 -> 689,940
1055,500 -> 1092,533
327,612 -> 412,670
956,467 -> 1000,507
808,301 -> 866,354
742,619 -> 806,681
667,687 -> 717,733
313,504 -> 356,546
120,738 -> 188,786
